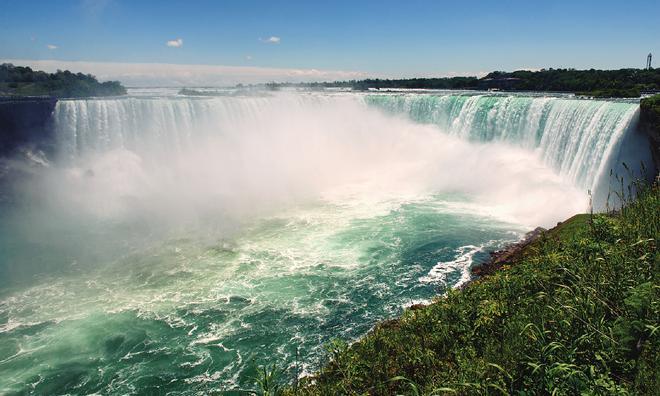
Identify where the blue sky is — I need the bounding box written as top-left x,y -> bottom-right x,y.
1,0 -> 658,85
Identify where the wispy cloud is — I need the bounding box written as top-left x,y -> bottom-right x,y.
245,55 -> 253,61
260,36 -> 280,44
1,59 -> 367,86
46,44 -> 58,50
166,38 -> 183,48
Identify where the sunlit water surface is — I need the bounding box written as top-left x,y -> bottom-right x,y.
0,90 -> 640,393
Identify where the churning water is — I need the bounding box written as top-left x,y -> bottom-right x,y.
0,90 -> 642,393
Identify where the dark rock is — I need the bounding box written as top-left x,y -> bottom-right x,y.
639,95 -> 660,177
469,226 -> 546,279
0,96 -> 57,156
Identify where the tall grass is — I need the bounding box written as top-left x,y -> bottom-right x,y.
268,180 -> 659,395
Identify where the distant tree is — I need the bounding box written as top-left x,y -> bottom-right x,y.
338,68 -> 660,97
0,63 -> 127,98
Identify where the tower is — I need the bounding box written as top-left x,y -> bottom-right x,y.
647,53 -> 653,70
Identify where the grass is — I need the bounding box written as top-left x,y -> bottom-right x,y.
246,180 -> 659,395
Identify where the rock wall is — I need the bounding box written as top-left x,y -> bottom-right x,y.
0,97 -> 57,156
639,95 -> 660,177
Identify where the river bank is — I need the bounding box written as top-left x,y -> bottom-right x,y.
1,90 -> 657,394
282,183 -> 659,395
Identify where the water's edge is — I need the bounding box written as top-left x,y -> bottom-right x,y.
0,92 -> 656,393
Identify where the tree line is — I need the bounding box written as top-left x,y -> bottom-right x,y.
0,63 -> 126,98
263,68 -> 660,98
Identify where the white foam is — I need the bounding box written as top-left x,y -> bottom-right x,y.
419,240 -> 505,289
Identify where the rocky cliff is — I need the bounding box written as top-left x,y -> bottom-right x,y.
639,95 -> 660,177
0,97 -> 57,156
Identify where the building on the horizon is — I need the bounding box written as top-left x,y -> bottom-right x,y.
648,53 -> 653,70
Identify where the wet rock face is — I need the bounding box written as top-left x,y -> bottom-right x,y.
470,227 -> 546,278
639,96 -> 660,176
0,97 -> 57,156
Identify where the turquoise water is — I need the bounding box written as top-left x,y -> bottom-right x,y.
365,93 -> 639,189
0,92 -> 638,394
0,193 -> 520,393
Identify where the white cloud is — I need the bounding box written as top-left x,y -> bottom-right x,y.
46,44 -> 58,50
245,55 -> 253,61
1,59 -> 368,86
260,36 -> 280,44
166,38 -> 183,48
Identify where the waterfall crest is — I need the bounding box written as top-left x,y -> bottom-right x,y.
51,92 -> 645,213
365,94 -> 640,191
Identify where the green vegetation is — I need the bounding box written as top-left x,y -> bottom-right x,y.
640,94 -> 660,132
348,77 -> 479,91
640,94 -> 660,173
483,68 -> 659,96
0,63 -> 126,98
178,88 -> 219,96
266,68 -> 660,98
576,88 -> 642,98
250,77 -> 478,91
264,181 -> 659,395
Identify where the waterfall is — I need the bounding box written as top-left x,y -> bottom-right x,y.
51,92 -> 646,207
4,91 -> 650,394
365,94 -> 640,191
52,94 -> 345,164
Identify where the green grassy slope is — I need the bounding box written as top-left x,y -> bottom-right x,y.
279,184 -> 659,395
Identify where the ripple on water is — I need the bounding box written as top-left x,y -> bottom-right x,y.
0,194 -> 525,394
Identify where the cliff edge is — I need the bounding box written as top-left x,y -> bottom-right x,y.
640,94 -> 660,176
0,97 -> 57,156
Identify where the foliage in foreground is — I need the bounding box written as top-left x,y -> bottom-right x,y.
269,182 -> 659,395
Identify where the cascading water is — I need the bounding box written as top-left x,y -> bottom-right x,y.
365,93 -> 640,191
53,92 -> 641,193
0,91 -> 645,394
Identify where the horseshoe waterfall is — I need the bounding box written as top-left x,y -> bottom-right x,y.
0,91 -> 652,394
